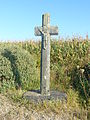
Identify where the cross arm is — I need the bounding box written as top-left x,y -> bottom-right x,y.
49,26 -> 58,35
35,26 -> 58,36
34,27 -> 42,36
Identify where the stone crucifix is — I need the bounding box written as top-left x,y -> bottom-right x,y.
35,13 -> 58,96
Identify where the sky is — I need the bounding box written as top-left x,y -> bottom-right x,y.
0,0 -> 90,41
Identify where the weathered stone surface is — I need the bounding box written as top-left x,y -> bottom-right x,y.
24,13 -> 67,104
35,13 -> 58,96
23,90 -> 67,103
34,26 -> 58,36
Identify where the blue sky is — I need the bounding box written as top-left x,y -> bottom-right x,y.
0,0 -> 90,41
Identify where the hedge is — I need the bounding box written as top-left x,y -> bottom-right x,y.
0,44 -> 40,92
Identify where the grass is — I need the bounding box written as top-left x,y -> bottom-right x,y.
0,38 -> 90,119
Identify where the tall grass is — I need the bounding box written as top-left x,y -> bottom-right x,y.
18,38 -> 90,107
0,38 -> 90,108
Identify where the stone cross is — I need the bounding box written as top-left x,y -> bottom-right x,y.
35,13 -> 58,96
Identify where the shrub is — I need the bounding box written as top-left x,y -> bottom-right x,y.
0,43 -> 40,92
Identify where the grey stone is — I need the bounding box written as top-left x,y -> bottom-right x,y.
23,90 -> 67,103
35,13 -> 58,96
24,13 -> 67,103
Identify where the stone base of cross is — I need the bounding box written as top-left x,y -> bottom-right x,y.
35,13 -> 58,96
